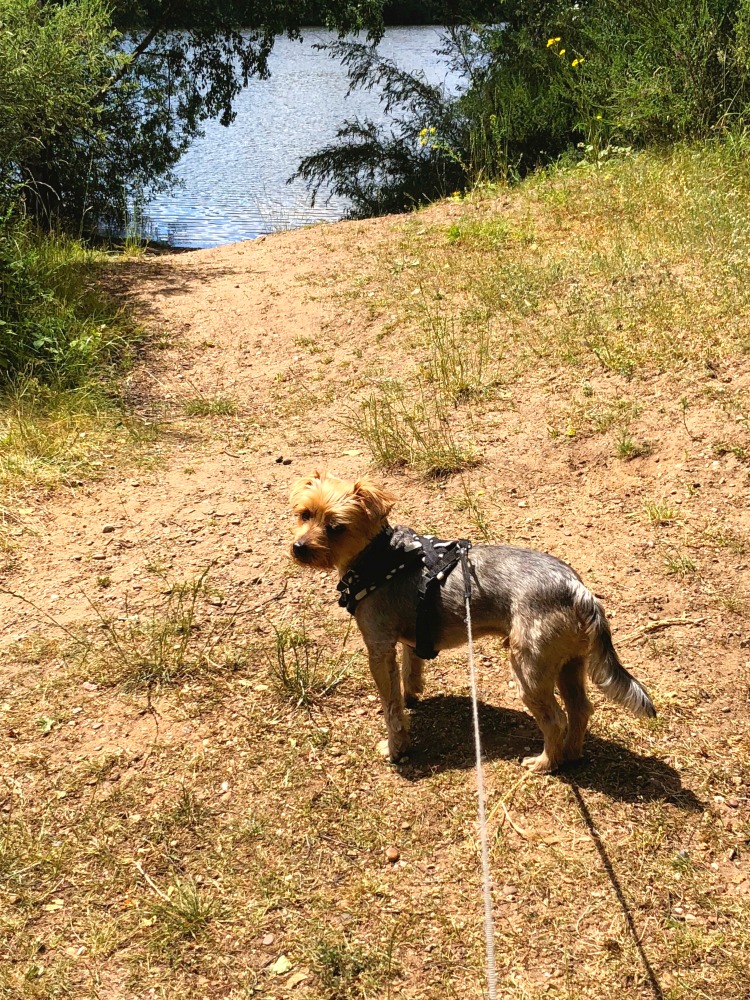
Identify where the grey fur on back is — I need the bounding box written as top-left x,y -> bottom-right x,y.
354,537 -> 655,717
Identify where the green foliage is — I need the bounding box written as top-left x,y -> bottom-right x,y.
0,224 -> 133,389
0,0 -> 116,208
299,1 -> 750,215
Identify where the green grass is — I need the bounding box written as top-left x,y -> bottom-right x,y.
183,395 -> 237,417
0,224 -> 144,516
643,500 -> 677,526
270,618 -> 350,707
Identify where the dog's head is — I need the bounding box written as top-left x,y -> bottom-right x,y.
289,470 -> 396,572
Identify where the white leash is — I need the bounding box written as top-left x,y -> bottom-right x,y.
460,546 -> 498,1000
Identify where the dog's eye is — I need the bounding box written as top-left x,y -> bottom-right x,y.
326,522 -> 345,536
299,510 -> 311,522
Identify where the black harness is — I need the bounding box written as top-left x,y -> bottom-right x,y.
337,525 -> 472,660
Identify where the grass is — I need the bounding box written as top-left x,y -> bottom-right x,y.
0,225 -> 146,537
360,380 -> 475,477
80,569 -> 248,692
183,395 -> 237,417
379,141 -> 750,393
662,546 -> 698,577
270,618 -> 351,707
644,500 -> 677,526
4,141 -> 750,999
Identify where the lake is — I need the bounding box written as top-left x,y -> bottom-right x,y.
142,27 -> 455,249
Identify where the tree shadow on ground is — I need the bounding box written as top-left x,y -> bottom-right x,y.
400,694 -> 703,811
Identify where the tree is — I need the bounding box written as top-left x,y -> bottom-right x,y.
4,0 -> 390,231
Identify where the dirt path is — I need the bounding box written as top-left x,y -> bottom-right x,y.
2,200 -> 750,999
0,218 -> 401,647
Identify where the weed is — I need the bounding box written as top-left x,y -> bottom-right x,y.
183,396 -> 237,417
82,567 -> 248,691
713,440 -> 748,462
295,335 -> 323,354
146,879 -> 222,949
644,500 -> 676,526
420,309 -> 496,404
702,524 -> 747,554
360,380 -> 474,477
312,935 -> 391,999
96,574 -> 112,589
454,477 -> 494,541
662,547 -> 697,576
269,619 -> 349,707
717,592 -> 748,616
615,429 -> 650,460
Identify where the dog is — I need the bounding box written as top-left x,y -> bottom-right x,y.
289,470 -> 655,772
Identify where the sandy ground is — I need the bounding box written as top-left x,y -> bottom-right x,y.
2,201 -> 749,998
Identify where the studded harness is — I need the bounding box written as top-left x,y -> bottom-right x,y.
336,524 -> 471,660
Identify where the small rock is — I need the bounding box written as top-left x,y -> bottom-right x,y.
385,846 -> 400,863
102,524 -> 116,534
262,933 -> 275,946
287,971 -> 308,989
91,553 -> 106,560
727,798 -> 740,808
269,954 -> 292,976
275,455 -> 284,464
82,681 -> 98,692
282,458 -> 292,465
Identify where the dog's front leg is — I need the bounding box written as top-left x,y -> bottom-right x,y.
367,643 -> 410,762
401,644 -> 425,707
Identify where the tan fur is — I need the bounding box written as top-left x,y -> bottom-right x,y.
289,471 -> 654,772
289,471 -> 395,573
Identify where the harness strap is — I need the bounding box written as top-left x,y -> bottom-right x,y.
337,526 -> 471,662
415,535 -> 471,660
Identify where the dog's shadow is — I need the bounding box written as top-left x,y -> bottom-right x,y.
401,694 -> 702,810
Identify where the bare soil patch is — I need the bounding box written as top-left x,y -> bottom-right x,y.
2,158 -> 749,999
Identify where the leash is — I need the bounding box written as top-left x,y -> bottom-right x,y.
459,544 -> 498,1000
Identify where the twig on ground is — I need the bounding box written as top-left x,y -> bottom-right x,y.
619,616 -> 705,645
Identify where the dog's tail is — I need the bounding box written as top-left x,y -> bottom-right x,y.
573,584 -> 656,718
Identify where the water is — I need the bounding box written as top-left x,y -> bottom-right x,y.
143,27 -> 454,249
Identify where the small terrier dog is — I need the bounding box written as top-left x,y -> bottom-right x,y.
289,470 -> 655,772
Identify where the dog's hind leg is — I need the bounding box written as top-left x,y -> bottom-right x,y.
557,656 -> 593,762
401,644 -> 425,707
367,644 -> 410,762
509,642 -> 567,774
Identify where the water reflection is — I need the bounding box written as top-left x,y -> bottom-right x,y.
142,27 -> 453,248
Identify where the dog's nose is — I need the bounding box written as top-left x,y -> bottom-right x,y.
293,540 -> 308,558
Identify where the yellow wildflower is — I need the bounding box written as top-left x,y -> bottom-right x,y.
547,37 -> 561,47
571,57 -> 585,67
595,114 -> 603,120
559,48 -> 566,56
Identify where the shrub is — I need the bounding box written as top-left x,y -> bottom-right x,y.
296,1 -> 750,215
0,224 -> 131,389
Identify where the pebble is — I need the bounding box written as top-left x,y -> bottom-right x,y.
82,681 -> 98,692
262,933 -> 275,946
102,524 -> 116,533
385,846 -> 400,863
92,553 -> 106,560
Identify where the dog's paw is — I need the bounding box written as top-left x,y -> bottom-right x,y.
522,753 -> 558,774
387,734 -> 411,763
404,693 -> 421,709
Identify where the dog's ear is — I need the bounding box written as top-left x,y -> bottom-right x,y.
290,470 -> 322,505
353,476 -> 396,520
